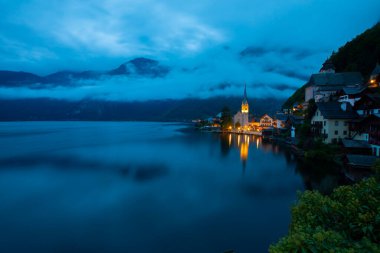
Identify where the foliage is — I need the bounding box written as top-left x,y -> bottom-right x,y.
372,159 -> 380,181
270,178 -> 380,253
305,99 -> 316,122
282,83 -> 307,109
329,22 -> 380,79
220,106 -> 233,130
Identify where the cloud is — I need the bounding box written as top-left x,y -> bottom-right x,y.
0,0 -> 379,100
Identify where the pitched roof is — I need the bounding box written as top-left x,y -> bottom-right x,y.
316,102 -> 358,119
342,139 -> 371,149
306,72 -> 362,87
346,154 -> 377,168
355,94 -> 380,110
343,85 -> 366,95
287,115 -> 304,124
260,114 -> 273,119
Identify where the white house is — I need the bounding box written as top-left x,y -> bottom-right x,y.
260,114 -> 273,128
311,102 -> 358,143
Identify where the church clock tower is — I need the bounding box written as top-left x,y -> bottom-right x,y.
241,84 -> 249,114
241,84 -> 249,127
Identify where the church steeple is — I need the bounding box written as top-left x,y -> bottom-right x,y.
241,83 -> 249,114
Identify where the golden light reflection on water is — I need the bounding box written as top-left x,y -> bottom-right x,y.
220,134 -> 264,170
240,142 -> 248,161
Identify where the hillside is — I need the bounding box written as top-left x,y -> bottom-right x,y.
329,22 -> 380,78
283,22 -> 380,109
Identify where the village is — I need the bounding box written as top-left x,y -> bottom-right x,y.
195,61 -> 380,181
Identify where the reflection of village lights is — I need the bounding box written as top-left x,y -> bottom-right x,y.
240,143 -> 249,161
237,135 -> 241,146
229,134 -> 232,146
247,135 -> 250,146
256,138 -> 259,149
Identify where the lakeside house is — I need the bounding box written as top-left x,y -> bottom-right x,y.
311,102 -> 358,143
259,114 -> 273,128
305,62 -> 380,161
274,113 -> 287,129
304,62 -> 363,103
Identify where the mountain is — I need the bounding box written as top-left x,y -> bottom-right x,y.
282,22 -> 380,109
0,57 -> 170,88
0,97 -> 283,121
44,71 -> 101,85
108,57 -> 170,77
0,71 -> 44,87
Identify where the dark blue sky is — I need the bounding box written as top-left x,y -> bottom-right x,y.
0,0 -> 379,101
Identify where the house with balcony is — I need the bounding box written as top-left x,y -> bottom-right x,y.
349,114 -> 380,156
260,114 -> 273,128
354,93 -> 380,117
311,102 -> 358,143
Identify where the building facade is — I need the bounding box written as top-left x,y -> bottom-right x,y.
311,102 -> 357,143
304,67 -> 363,102
260,114 -> 273,128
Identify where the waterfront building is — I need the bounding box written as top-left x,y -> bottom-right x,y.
304,63 -> 363,102
311,102 -> 358,144
233,84 -> 249,128
274,113 -> 288,129
260,114 -> 273,128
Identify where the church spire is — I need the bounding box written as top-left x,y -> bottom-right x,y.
242,83 -> 248,104
241,83 -> 249,113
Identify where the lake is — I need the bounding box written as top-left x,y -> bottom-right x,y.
0,122 -> 305,253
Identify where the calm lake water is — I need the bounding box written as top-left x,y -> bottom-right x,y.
0,122 -> 306,253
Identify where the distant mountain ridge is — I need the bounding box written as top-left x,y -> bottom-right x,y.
0,57 -> 171,88
0,97 -> 283,121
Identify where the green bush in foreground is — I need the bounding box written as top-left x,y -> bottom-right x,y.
269,178 -> 380,253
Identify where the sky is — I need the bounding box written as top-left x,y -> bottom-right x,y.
0,0 -> 379,101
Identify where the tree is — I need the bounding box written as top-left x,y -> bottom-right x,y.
221,106 -> 233,130
235,122 -> 241,129
269,177 -> 380,252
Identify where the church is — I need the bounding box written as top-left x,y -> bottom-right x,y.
233,84 -> 249,128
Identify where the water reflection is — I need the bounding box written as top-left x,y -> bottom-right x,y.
219,132 -> 347,194
0,122 -> 305,253
220,134 -> 271,171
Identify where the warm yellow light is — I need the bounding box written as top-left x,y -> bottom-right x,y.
370,79 -> 375,84
228,134 -> 232,146
240,143 -> 248,161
